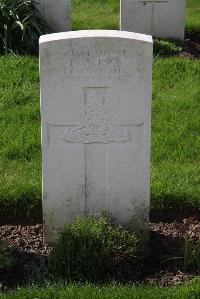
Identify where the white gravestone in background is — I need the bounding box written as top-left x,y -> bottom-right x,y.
35,0 -> 70,32
40,30 -> 153,242
120,0 -> 185,40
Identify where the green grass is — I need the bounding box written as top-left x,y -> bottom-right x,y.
72,0 -> 119,30
186,0 -> 200,35
0,55 -> 42,222
0,0 -> 200,221
1,279 -> 200,299
151,57 -> 200,211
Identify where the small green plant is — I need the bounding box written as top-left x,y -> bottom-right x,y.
184,238 -> 200,272
50,216 -> 145,282
153,39 -> 183,59
0,0 -> 49,54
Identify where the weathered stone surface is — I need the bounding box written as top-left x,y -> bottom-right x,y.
35,0 -> 70,32
120,0 -> 185,40
40,30 -> 153,242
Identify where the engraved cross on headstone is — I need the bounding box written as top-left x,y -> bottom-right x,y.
137,0 -> 168,35
48,87 -> 144,214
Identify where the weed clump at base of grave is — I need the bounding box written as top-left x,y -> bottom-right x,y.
50,216 -> 146,282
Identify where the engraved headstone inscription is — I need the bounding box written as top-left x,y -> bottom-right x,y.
40,30 -> 153,242
35,0 -> 71,32
120,0 -> 185,40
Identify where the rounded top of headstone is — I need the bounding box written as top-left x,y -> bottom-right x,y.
39,30 -> 153,45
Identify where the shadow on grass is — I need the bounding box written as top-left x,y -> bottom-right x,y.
0,196 -> 42,225
186,27 -> 200,40
151,193 -> 200,223
0,192 -> 200,225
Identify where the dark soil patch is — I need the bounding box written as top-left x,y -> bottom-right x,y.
0,218 -> 199,290
180,38 -> 200,59
145,217 -> 200,285
0,224 -> 51,291
150,207 -> 200,223
177,31 -> 200,58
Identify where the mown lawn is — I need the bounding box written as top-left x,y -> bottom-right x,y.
1,279 -> 200,299
0,55 -> 41,222
186,0 -> 200,34
152,57 -> 200,211
72,0 -> 119,30
0,0 -> 199,222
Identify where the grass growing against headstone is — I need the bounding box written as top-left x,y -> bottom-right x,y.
50,216 -> 144,282
0,55 -> 199,221
1,278 -> 200,299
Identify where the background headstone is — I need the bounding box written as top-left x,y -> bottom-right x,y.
40,30 -> 153,242
35,0 -> 71,32
120,0 -> 185,40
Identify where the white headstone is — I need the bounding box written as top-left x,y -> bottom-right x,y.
35,0 -> 71,32
120,0 -> 185,40
40,30 -> 153,242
